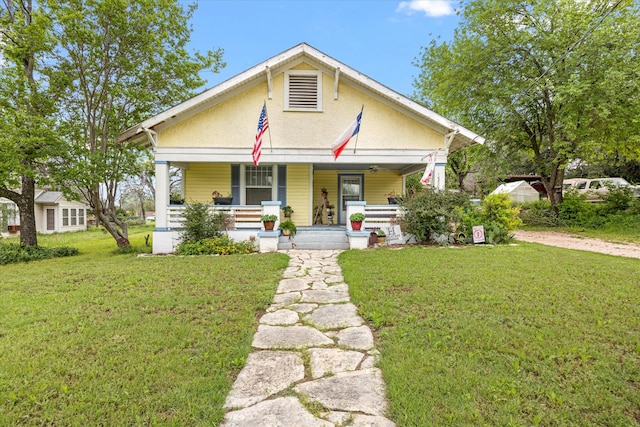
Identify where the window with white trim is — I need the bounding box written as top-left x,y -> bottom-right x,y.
62,208 -> 85,227
245,165 -> 273,205
285,70 -> 322,111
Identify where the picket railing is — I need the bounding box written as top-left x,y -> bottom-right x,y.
363,204 -> 404,230
167,205 -> 263,229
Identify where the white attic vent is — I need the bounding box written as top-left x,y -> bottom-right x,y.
285,70 -> 322,111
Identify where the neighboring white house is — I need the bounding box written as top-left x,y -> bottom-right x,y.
491,180 -> 540,203
0,190 -> 89,237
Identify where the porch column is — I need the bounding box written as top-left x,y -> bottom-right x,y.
434,151 -> 447,190
258,200 -> 281,252
155,161 -> 170,229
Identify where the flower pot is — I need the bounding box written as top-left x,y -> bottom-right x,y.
7,225 -> 20,233
263,221 -> 275,231
387,197 -> 399,204
351,220 -> 363,231
282,229 -> 291,236
214,197 -> 233,205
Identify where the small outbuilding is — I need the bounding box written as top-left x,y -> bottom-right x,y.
491,180 -> 540,203
1,190 -> 89,236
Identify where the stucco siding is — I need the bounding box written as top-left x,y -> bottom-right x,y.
185,164 -> 231,203
158,62 -> 444,152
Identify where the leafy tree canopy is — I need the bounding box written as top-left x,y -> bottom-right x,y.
414,0 -> 640,207
1,0 -> 224,246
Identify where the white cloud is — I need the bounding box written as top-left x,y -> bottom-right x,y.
396,0 -> 456,17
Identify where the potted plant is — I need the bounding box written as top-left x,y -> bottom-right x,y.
326,205 -> 335,223
212,191 -> 233,205
169,192 -> 184,205
282,205 -> 294,218
385,191 -> 403,205
278,219 -> 297,237
376,228 -> 386,244
260,214 -> 278,231
349,212 -> 365,231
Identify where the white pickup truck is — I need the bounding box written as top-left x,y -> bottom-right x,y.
562,177 -> 640,201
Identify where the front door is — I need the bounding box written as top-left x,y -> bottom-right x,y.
46,209 -> 55,231
339,174 -> 363,224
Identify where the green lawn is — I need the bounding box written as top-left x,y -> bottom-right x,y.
2,228 -> 639,426
341,245 -> 640,426
0,227 -> 289,425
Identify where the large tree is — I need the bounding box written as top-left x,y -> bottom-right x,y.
2,0 -> 223,247
0,0 -> 68,246
414,0 -> 640,209
49,0 -> 223,246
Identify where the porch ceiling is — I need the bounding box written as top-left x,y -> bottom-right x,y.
313,163 -> 407,171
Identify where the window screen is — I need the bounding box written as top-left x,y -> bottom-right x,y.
246,166 -> 273,205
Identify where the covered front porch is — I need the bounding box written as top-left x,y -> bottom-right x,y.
154,198 -> 405,253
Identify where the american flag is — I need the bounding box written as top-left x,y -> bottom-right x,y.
253,102 -> 269,166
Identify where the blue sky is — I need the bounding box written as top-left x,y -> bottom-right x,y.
187,0 -> 461,97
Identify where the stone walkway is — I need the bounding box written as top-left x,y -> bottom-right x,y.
221,250 -> 395,427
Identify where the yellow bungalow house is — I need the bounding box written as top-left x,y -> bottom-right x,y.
119,43 -> 484,253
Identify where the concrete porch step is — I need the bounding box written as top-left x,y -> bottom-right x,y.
278,227 -> 349,250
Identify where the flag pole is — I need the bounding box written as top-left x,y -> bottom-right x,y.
264,100 -> 273,152
352,104 -> 364,154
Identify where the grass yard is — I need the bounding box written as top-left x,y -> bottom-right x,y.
341,245 -> 640,426
0,227 -> 289,425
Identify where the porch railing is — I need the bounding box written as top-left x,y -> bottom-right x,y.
363,204 -> 404,230
167,205 -> 263,229
166,203 -> 403,231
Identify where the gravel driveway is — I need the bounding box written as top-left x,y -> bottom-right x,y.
514,230 -> 640,259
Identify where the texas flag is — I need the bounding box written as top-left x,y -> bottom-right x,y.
331,108 -> 363,160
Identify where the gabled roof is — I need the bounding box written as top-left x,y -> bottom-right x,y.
118,42 -> 484,151
34,190 -> 63,204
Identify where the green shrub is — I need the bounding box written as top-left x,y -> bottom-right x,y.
125,218 -> 146,226
181,202 -> 226,243
458,193 -> 522,244
401,188 -> 470,244
0,243 -> 79,265
600,185 -> 635,215
175,235 -> 256,255
557,189 -> 596,226
519,199 -> 565,226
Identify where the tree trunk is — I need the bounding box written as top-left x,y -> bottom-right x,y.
96,208 -> 130,247
17,176 -> 38,247
541,167 -> 565,214
89,190 -> 130,247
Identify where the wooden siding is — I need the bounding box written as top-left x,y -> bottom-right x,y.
285,164 -> 312,224
185,164 -> 231,203
362,170 -> 403,204
313,170 -> 338,207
